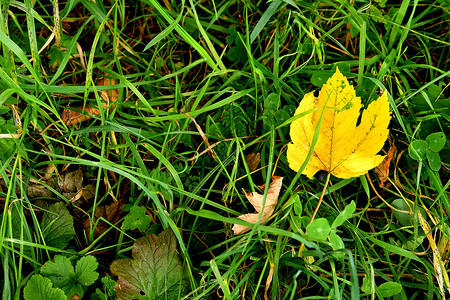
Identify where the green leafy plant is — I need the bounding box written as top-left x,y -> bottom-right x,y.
24,255 -> 99,299
408,132 -> 447,171
41,202 -> 75,250
23,275 -> 66,300
122,205 -> 151,231
110,229 -> 189,299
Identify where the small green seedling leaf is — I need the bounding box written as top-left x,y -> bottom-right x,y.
76,255 -> 100,287
110,229 -> 190,299
40,255 -> 99,299
361,275 -> 373,294
123,205 -> 151,231
24,275 -> 66,300
426,132 -> 446,152
377,282 -> 402,297
391,199 -> 426,227
405,234 -> 425,251
408,140 -> 428,161
426,151 -> 442,171
290,216 -> 303,233
41,202 -> 75,250
331,201 -> 356,228
306,218 -> 330,240
265,93 -> 281,111
329,231 -> 345,251
293,194 -> 302,216
41,255 -> 75,287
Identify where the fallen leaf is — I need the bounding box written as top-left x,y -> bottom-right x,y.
61,105 -> 100,126
233,176 -> 283,235
245,152 -> 261,172
58,169 -> 83,193
61,76 -> 118,125
41,202 -> 75,250
110,229 -> 190,299
287,68 -> 391,179
418,213 -> 450,297
82,202 -> 123,239
375,142 -> 396,186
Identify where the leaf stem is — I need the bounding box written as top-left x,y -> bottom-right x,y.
309,172 -> 331,223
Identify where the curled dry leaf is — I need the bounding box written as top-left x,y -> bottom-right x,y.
245,152 -> 261,172
233,176 -> 283,235
61,76 -> 118,125
82,202 -> 123,239
375,143 -> 396,186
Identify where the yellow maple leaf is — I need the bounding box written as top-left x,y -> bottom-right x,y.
287,68 -> 391,179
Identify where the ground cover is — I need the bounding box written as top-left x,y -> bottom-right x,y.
0,0 -> 449,299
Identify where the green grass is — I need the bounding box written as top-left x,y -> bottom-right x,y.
0,0 -> 449,299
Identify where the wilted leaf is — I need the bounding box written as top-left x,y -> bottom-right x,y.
23,274 -> 66,300
58,169 -> 83,193
375,143 -> 396,186
287,68 -> 391,179
27,182 -> 54,198
244,152 -> 261,172
61,104 -> 101,126
61,76 -> 118,125
41,255 -> 99,299
232,176 -> 283,235
41,202 -> 75,250
110,229 -> 190,300
418,213 -> 450,297
83,202 -> 123,239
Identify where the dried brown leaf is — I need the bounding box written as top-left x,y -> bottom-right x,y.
58,169 -> 83,193
245,153 -> 261,172
62,76 -> 118,125
375,143 -> 396,186
232,176 -> 283,235
83,202 -> 123,239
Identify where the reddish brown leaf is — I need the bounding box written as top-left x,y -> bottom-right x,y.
62,76 -> 118,125
375,143 -> 396,186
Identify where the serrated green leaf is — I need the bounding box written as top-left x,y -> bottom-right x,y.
123,205 -> 151,231
41,255 -> 75,288
408,140 -> 428,161
110,229 -> 190,299
425,132 -> 446,152
427,151 -> 442,171
306,218 -> 330,240
377,281 -> 402,297
331,201 -> 356,228
41,255 -> 98,299
76,255 -> 99,286
41,202 -> 75,250
23,275 -> 66,300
